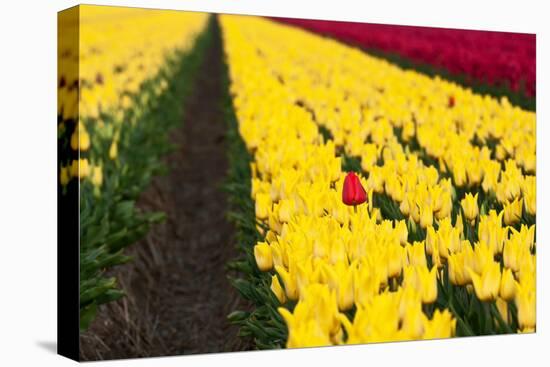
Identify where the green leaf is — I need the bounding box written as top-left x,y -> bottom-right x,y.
80,303 -> 98,332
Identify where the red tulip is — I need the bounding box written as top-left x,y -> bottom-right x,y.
342,171 -> 367,206
448,95 -> 455,108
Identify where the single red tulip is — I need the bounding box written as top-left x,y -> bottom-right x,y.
448,95 -> 455,108
342,171 -> 367,206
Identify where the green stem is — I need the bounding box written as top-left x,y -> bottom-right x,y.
490,302 -> 514,334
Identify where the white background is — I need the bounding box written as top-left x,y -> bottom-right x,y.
0,0 -> 547,365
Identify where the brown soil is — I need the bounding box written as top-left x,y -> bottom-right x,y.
79,22 -> 251,360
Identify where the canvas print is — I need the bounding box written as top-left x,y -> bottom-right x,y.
57,5 -> 536,361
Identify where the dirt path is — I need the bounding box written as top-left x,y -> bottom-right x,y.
80,18 -> 250,360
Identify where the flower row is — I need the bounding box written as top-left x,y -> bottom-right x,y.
275,17 -> 535,97
58,6 -> 208,187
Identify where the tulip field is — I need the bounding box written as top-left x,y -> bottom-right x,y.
59,6 -> 536,359
222,15 -> 536,347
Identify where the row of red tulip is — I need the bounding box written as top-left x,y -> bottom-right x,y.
274,17 -> 535,97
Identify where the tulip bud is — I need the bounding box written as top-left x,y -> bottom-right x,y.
254,242 -> 273,271
342,171 -> 367,206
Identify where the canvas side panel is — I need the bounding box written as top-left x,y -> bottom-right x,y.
57,5 -> 80,362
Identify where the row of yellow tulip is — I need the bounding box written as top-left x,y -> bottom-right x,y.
58,6 -> 208,188
221,15 -> 536,348
58,6 -> 212,330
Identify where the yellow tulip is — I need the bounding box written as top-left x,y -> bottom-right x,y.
425,226 -> 436,256
515,283 -> 536,329
406,241 -> 427,267
70,159 -> 78,178
503,197 -> 523,225
460,193 -> 479,223
418,202 -> 434,229
279,308 -> 332,348
481,160 -> 501,193
387,243 -> 404,278
448,250 -> 472,286
59,165 -> 70,186
353,266 -> 383,308
466,161 -> 483,186
278,198 -> 295,223
403,266 -> 437,304
499,268 -> 516,301
421,267 -> 438,304
453,161 -> 467,187
436,218 -> 461,258
472,242 -> 494,275
478,210 -> 507,255
109,139 -> 118,160
468,261 -> 501,302
255,193 -> 272,220
396,220 -> 408,246
91,164 -> 103,187
496,170 -> 522,204
336,268 -> 354,311
495,297 -> 509,324
434,193 -> 452,220
399,195 -> 411,216
70,122 -> 91,151
423,309 -> 456,340
270,274 -> 286,304
70,158 -> 89,179
401,304 -> 425,339
503,236 -> 529,273
276,265 -> 298,301
254,242 -> 273,271
516,254 -> 536,287
521,176 -> 536,215
524,191 -> 536,216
